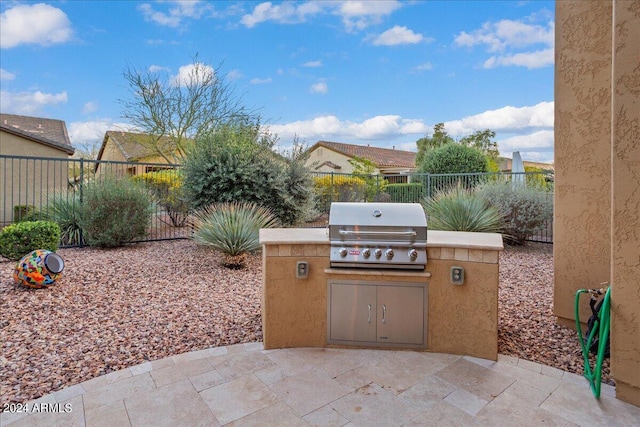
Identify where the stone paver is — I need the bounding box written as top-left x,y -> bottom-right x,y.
2,342 -> 639,427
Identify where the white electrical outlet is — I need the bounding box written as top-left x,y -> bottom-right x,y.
451,266 -> 464,285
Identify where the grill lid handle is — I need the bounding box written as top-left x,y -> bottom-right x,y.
338,230 -> 417,237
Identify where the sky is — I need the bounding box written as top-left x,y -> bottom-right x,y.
0,0 -> 555,163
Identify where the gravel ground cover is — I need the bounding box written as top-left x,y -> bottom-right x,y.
1,239 -> 607,405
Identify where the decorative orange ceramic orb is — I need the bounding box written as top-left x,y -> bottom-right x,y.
13,249 -> 65,289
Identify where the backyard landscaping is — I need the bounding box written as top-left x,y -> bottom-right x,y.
0,239 -> 607,405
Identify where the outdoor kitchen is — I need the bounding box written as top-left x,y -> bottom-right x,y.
260,202 -> 504,361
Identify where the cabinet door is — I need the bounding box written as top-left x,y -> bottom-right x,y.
329,282 -> 377,342
377,285 -> 424,345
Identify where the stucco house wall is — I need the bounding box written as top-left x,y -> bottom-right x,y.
306,146 -> 375,175
1,115 -> 74,225
555,0 -> 639,407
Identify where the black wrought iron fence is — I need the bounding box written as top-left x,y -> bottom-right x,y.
1,155 -> 189,247
309,171 -> 554,243
1,155 -> 554,246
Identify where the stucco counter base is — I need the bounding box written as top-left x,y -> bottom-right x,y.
260,228 -> 503,361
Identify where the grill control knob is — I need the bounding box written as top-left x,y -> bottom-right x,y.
374,249 -> 382,258
338,248 -> 348,257
408,249 -> 418,261
385,249 -> 394,260
362,248 -> 371,258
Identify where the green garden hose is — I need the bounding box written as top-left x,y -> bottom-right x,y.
575,285 -> 611,399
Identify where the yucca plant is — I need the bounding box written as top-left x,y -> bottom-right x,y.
47,190 -> 84,246
423,185 -> 504,234
190,201 -> 280,269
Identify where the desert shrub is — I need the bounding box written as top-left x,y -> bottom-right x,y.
417,143 -> 489,195
313,175 -> 367,213
423,186 -> 503,233
524,166 -> 554,190
79,178 -> 153,248
476,181 -> 553,245
132,169 -> 190,227
190,201 -> 279,269
387,183 -> 424,203
13,205 -> 44,222
47,191 -> 83,246
182,125 -> 312,226
419,143 -> 488,175
0,221 -> 60,260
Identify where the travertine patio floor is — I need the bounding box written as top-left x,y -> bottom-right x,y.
2,342 -> 638,426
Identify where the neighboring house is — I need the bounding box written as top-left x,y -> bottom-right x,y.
0,113 -> 75,225
305,141 -> 416,181
95,131 -> 180,178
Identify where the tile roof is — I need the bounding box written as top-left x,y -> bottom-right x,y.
311,140 -> 416,169
0,113 -> 74,155
97,131 -> 178,161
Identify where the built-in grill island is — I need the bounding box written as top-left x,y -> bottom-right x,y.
259,202 -> 504,360
327,203 -> 429,348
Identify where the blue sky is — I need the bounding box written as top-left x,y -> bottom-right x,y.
1,1 -> 555,163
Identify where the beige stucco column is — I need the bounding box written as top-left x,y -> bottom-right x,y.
555,0 -> 639,407
610,0 -> 640,407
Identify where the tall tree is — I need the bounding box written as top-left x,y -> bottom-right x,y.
415,123 -> 455,165
459,129 -> 499,159
120,54 -> 257,163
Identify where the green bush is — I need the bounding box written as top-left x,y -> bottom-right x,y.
0,221 -> 61,260
13,205 -> 44,222
387,183 -> 424,203
418,143 -> 489,195
423,186 -> 503,233
313,175 -> 366,213
419,143 -> 488,175
132,169 -> 190,227
47,191 -> 83,246
476,181 -> 553,245
79,178 -> 153,248
182,125 -> 312,226
190,201 -> 279,268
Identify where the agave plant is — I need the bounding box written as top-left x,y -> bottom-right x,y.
190,201 -> 280,268
423,185 -> 504,234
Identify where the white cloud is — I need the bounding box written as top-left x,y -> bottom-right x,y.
0,68 -> 16,80
138,1 -> 212,28
444,101 -> 554,136
148,65 -> 171,73
336,1 -> 402,31
226,69 -> 243,81
371,25 -> 429,46
454,16 -> 554,69
410,63 -> 433,73
67,120 -> 135,153
302,60 -> 323,68
483,48 -> 554,69
0,90 -> 68,114
250,77 -> 273,84
269,114 -> 429,141
82,101 -> 98,114
1,3 -> 73,49
310,81 -> 328,94
241,1 -> 402,31
267,102 -> 554,163
171,63 -> 215,86
241,1 -> 323,28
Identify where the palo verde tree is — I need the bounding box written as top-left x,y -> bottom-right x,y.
120,54 -> 257,163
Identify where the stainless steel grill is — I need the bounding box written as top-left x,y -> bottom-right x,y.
329,202 -> 427,270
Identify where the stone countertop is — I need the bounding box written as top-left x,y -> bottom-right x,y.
260,228 -> 504,251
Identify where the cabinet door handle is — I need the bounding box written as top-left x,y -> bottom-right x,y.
367,304 -> 372,323
382,304 -> 386,324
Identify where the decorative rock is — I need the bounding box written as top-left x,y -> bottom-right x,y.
13,249 -> 65,289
